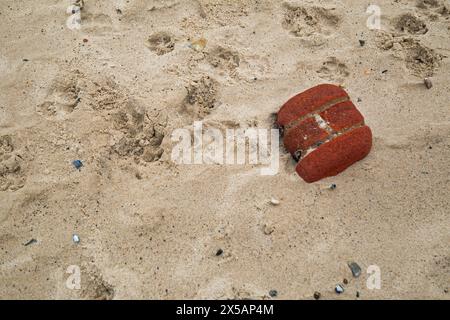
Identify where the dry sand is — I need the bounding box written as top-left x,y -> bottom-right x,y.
0,0 -> 449,299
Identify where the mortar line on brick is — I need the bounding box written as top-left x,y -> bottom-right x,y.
314,114 -> 334,134
297,121 -> 366,161
284,96 -> 349,132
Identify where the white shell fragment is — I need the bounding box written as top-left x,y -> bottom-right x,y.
320,183 -> 337,190
270,197 -> 280,205
72,234 -> 80,244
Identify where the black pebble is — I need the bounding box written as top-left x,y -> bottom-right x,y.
313,291 -> 321,300
269,290 -> 278,297
215,249 -> 223,256
293,150 -> 302,162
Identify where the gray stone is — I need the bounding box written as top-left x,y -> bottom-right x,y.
348,262 -> 362,278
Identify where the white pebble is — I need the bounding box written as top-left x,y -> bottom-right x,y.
270,197 -> 280,205
335,284 -> 344,294
72,234 -> 80,244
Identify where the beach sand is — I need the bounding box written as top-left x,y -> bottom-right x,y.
0,0 -> 449,299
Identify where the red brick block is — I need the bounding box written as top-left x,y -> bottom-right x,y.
277,84 -> 349,127
283,117 -> 330,154
276,84 -> 372,183
319,101 -> 364,132
296,126 -> 372,183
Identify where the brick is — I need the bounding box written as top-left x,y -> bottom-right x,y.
276,84 -> 372,183
277,84 -> 349,127
319,101 -> 364,132
296,126 -> 372,183
283,117 -> 330,154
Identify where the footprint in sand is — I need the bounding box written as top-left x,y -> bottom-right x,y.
146,32 -> 175,56
0,135 -> 26,191
399,38 -> 443,77
375,33 -> 443,77
207,46 -> 241,76
282,3 -> 340,39
416,0 -> 449,18
416,0 -> 448,11
205,46 -> 269,82
183,75 -> 219,119
111,102 -> 167,163
417,0 -> 441,8
80,11 -> 115,35
36,73 -> 81,119
316,57 -> 349,82
393,13 -> 428,35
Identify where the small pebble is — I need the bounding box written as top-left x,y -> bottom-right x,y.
24,239 -> 37,246
270,197 -> 280,205
359,40 -> 365,47
72,160 -> 83,170
189,38 -> 207,52
348,262 -> 362,278
82,38 -> 88,43
293,150 -> 302,162
357,97 -> 362,102
269,290 -> 278,297
72,234 -> 80,244
329,183 -> 337,190
356,291 -> 360,298
263,224 -> 274,235
335,284 -> 344,294
313,291 -> 321,300
424,78 -> 433,89
215,249 -> 223,256
381,69 -> 388,74
343,278 -> 349,285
